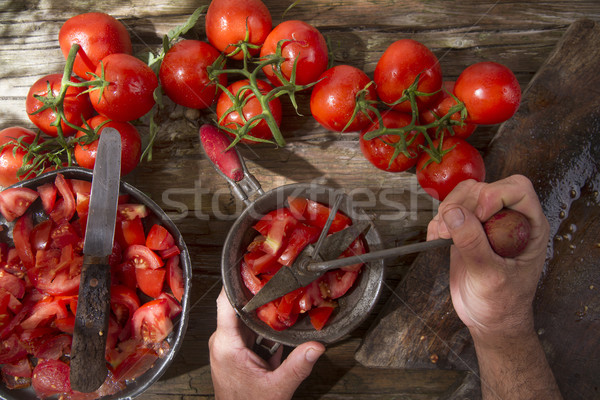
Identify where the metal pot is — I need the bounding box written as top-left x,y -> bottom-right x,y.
0,167 -> 191,400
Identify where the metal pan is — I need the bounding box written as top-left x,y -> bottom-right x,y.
200,125 -> 385,348
0,167 -> 192,400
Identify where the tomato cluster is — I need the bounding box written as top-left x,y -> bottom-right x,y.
0,175 -> 184,399
242,197 -> 365,331
310,38 -> 521,200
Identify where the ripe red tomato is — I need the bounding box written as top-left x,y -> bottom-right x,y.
359,110 -> 425,172
159,40 -> 227,109
59,12 -> 132,80
416,137 -> 486,201
0,127 -> 39,187
131,298 -> 173,343
216,79 -> 282,143
205,0 -> 272,60
420,81 -> 477,139
25,74 -> 94,137
454,61 -> 521,125
74,115 -> 142,176
374,39 -> 443,113
260,20 -> 329,87
88,53 -> 158,122
310,65 -> 377,132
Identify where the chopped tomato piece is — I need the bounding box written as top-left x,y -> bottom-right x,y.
322,269 -> 359,299
20,295 -> 69,330
277,223 -> 321,266
37,183 -> 57,215
308,305 -> 335,330
13,214 -> 34,269
30,219 -> 53,251
68,179 -> 91,197
50,220 -> 81,249
111,339 -> 159,382
116,217 -> 146,248
297,280 -> 325,312
54,315 -> 75,334
0,270 -> 25,299
1,356 -> 32,389
146,224 -> 175,251
110,285 -> 141,327
0,187 -> 39,222
253,208 -> 297,256
287,196 -> 308,220
0,334 -> 28,364
158,292 -> 182,318
131,298 -> 173,343
256,301 -> 287,331
113,261 -> 137,290
244,250 -> 282,275
135,267 -> 166,298
241,260 -> 264,295
303,199 -> 351,233
31,359 -> 71,398
31,332 -> 72,360
125,244 -> 164,270
166,255 -> 184,302
49,173 -> 76,223
340,237 -> 366,272
159,245 -> 180,259
118,203 -> 149,221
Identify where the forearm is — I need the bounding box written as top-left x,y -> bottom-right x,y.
472,328 -> 562,400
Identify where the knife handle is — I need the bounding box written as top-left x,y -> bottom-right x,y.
70,257 -> 111,393
200,124 -> 244,182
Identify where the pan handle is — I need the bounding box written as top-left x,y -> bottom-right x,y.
199,124 -> 264,205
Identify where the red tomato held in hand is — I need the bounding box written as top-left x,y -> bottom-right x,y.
420,81 -> 477,139
374,39 -> 443,113
260,20 -> 329,87
59,12 -> 132,80
359,110 -> 425,172
159,40 -> 227,109
88,53 -> 158,122
416,137 -> 485,201
25,74 -> 94,137
0,127 -> 40,187
216,79 -> 282,143
74,115 -> 142,176
205,0 -> 272,60
310,65 -> 377,132
454,61 -> 521,125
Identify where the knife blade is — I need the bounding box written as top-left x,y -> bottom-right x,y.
70,128 -> 121,393
242,220 -> 371,312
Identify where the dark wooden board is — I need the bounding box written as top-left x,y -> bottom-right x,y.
355,19 -> 600,400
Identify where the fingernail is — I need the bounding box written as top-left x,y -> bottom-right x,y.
306,347 -> 322,362
443,207 -> 465,230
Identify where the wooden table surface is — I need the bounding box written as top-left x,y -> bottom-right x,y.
2,1 -> 600,399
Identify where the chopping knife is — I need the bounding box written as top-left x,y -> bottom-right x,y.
70,129 -> 122,393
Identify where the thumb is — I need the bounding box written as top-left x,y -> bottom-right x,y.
271,342 -> 325,396
442,205 -> 496,265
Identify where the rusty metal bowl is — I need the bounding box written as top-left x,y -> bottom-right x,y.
0,167 -> 192,400
221,182 -> 385,347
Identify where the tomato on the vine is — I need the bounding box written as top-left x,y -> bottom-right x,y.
159,40 -> 227,109
205,0 -> 272,60
25,74 -> 94,137
359,111 -> 425,172
74,116 -> 141,176
454,61 -> 521,125
416,136 -> 485,201
260,20 -> 329,87
88,53 -> 158,122
58,12 -> 132,80
420,81 -> 477,140
0,127 -> 40,187
374,39 -> 442,113
216,79 -> 282,143
310,65 -> 377,132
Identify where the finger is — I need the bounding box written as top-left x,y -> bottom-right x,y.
436,179 -> 485,239
441,205 -> 498,268
270,342 -> 325,395
215,286 -> 241,335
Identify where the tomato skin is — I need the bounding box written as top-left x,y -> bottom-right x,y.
59,12 -> 132,80
74,115 -> 141,176
0,127 -> 39,187
31,359 -> 72,398
308,305 -> 335,331
25,74 -> 94,137
131,298 -> 173,343
374,39 -> 443,113
310,65 -> 377,132
454,61 -> 521,125
416,137 -> 486,201
146,224 -> 175,251
420,81 -> 477,139
359,110 -> 425,172
260,20 -> 329,87
205,0 -> 272,60
0,187 -> 39,222
159,40 -> 227,109
135,268 -> 166,299
216,79 -> 282,143
88,53 -> 158,122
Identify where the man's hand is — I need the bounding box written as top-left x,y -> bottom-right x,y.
208,287 -> 325,400
427,175 -> 562,399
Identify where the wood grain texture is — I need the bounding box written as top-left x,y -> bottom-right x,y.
1,1 -> 600,399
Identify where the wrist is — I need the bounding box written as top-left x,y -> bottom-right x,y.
468,310 -> 536,350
